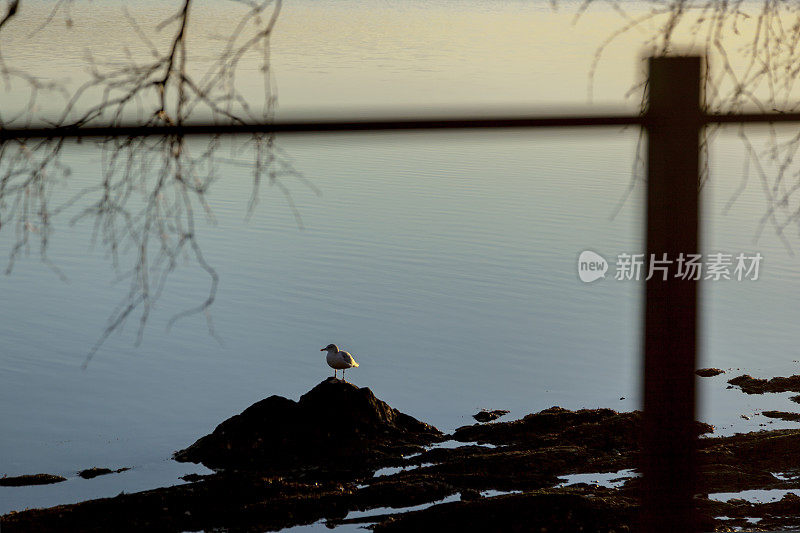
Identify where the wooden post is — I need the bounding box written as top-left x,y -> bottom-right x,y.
641,56 -> 702,532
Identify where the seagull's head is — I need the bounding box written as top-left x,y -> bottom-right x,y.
321,343 -> 338,352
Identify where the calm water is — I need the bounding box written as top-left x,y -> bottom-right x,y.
2,0 -> 800,523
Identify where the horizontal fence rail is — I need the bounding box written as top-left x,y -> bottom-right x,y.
0,115 -> 642,139
2,111 -> 800,140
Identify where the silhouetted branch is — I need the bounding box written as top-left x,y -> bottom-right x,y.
0,0 -> 18,32
582,1 -> 800,248
0,0 -> 312,364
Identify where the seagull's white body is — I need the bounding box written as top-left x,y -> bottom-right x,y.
321,344 -> 359,380
326,350 -> 356,370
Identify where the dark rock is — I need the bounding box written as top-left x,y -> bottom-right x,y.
16,372 -> 800,533
699,490 -> 800,531
699,428 -> 800,473
358,475 -> 456,508
174,378 -> 443,474
697,463 -> 781,493
762,411 -> 800,422
78,468 -> 112,479
78,467 -> 129,479
472,409 -> 509,423
393,446 -> 573,492
460,489 -> 481,501
180,473 -> 210,483
696,368 -> 725,377
453,406 -> 714,451
373,490 -> 637,533
728,374 -> 800,394
0,474 -> 66,487
5,401 -> 800,533
408,443 -> 500,467
454,407 -> 627,446
0,473 -> 358,533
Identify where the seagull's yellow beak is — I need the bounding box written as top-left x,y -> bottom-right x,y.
320,348 -> 325,351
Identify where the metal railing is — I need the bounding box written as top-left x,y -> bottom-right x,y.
3,55 -> 794,532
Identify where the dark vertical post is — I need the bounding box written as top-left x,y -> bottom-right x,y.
642,56 -> 702,532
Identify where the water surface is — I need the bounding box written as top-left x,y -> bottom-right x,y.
2,0 -> 800,522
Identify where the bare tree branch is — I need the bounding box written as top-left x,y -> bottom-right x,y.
582,1 -> 800,248
0,0 -> 314,364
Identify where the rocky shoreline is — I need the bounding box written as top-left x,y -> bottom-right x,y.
5,373 -> 800,531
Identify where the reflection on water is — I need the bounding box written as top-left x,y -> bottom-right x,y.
1,0 -> 800,519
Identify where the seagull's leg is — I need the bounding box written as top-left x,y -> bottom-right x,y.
333,369 -> 337,379
343,368 -> 346,382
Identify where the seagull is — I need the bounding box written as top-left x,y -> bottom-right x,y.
321,343 -> 359,381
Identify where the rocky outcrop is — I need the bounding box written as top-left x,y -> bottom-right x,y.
174,377 -> 443,475
77,467 -> 129,479
762,410 -> 800,422
13,374 -> 800,533
453,406 -> 648,449
372,490 -> 638,533
472,409 -> 509,422
0,474 -> 65,487
728,374 -> 800,394
696,368 -> 725,377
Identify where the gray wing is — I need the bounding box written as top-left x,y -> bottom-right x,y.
341,351 -> 356,365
